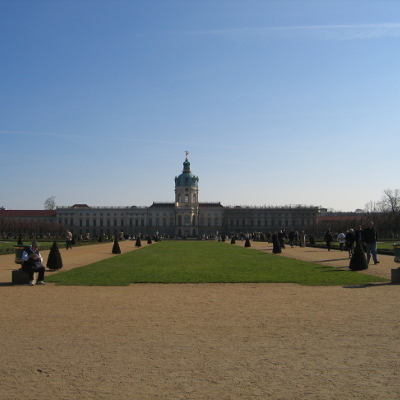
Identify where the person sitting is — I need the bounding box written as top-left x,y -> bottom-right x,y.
22,241 -> 46,286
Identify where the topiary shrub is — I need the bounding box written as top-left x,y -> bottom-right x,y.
244,238 -> 251,247
135,237 -> 141,247
231,237 -> 236,244
112,236 -> 121,254
17,235 -> 23,245
272,233 -> 282,254
147,237 -> 152,244
349,237 -> 368,271
47,241 -> 63,270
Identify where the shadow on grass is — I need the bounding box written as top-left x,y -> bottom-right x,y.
311,258 -> 350,263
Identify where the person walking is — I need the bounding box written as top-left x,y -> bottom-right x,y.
288,229 -> 295,248
324,229 -> 333,251
337,230 -> 346,251
65,230 -> 73,250
363,222 -> 380,264
278,229 -> 287,249
299,230 -> 306,247
345,228 -> 356,258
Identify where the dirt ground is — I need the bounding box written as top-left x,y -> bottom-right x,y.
1,240 -> 399,400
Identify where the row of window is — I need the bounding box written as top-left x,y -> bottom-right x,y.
176,194 -> 197,203
230,219 -> 314,227
62,218 -> 314,228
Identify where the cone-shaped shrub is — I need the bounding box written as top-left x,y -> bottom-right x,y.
71,235 -> 76,246
244,238 -> 251,247
272,234 -> 282,254
349,237 -> 368,271
147,237 -> 152,244
231,237 -> 236,244
112,236 -> 121,254
47,241 -> 63,270
98,235 -> 103,243
135,237 -> 142,247
309,235 -> 315,245
17,235 -> 23,245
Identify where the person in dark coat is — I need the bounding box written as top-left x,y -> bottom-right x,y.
324,229 -> 333,251
278,229 -> 287,249
288,229 -> 295,248
363,222 -> 380,264
345,228 -> 356,258
22,241 -> 46,286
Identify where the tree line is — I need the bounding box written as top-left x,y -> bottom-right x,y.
317,189 -> 400,239
0,218 -> 67,240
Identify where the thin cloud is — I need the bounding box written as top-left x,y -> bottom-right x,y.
0,129 -> 82,139
190,23 -> 400,40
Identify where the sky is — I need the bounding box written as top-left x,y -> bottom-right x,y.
1,0 -> 399,212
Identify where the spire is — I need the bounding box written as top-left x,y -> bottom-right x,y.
183,151 -> 191,173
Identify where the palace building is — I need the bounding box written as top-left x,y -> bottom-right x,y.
54,155 -> 319,238
1,155 -> 320,238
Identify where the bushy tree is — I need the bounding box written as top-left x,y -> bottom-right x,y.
47,241 -> 63,270
349,237 -> 368,271
272,233 -> 282,254
112,236 -> 121,254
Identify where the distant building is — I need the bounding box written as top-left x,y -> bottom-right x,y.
54,155 -> 319,238
1,155 -> 320,238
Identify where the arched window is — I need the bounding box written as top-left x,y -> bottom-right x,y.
185,195 -> 189,203
178,195 -> 181,202
192,194 -> 196,202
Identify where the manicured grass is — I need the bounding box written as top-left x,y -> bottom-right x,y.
378,241 -> 400,250
45,241 -> 389,286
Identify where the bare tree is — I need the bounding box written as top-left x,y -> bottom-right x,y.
364,200 -> 380,213
44,196 -> 56,210
379,189 -> 400,213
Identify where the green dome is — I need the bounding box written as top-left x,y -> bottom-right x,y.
175,158 -> 199,187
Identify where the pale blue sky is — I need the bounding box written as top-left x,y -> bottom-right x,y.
1,0 -> 399,211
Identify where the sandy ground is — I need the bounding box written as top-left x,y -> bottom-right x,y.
1,240 -> 399,400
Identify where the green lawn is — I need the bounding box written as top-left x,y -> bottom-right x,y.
45,241 -> 389,286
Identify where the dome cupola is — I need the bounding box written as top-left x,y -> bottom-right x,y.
175,155 -> 199,188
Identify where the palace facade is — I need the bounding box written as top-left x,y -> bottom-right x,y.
53,156 -> 320,238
